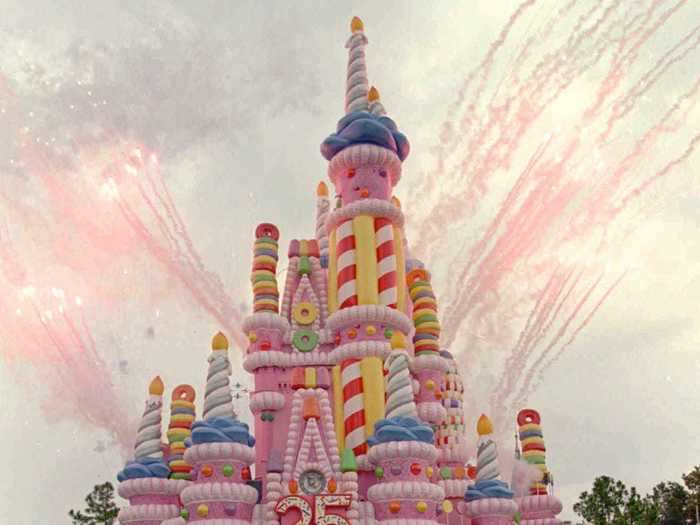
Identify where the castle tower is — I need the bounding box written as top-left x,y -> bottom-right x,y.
117,377 -> 189,525
435,351 -> 469,525
515,409 -> 563,525
366,336 -> 446,525
320,18 -> 449,496
464,415 -> 518,525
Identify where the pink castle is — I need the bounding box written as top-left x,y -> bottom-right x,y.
115,18 -> 563,525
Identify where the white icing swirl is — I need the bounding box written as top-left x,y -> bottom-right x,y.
316,195 -> 330,259
476,436 -> 500,483
203,350 -> 235,420
345,31 -> 369,113
384,351 -> 417,419
134,396 -> 163,459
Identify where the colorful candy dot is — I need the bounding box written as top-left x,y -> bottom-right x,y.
248,331 -> 257,343
366,325 -> 376,335
347,328 -> 357,339
410,463 -> 422,475
288,479 -> 299,494
426,466 -> 434,478
442,500 -> 454,514
197,504 -> 209,517
384,328 -> 393,339
327,479 -> 337,493
335,333 -> 341,345
425,379 -> 435,390
260,341 -> 271,351
180,509 -> 189,519
454,466 -> 465,479
241,466 -> 251,481
440,466 -> 451,479
389,501 -> 401,514
416,501 -> 428,513
201,465 -> 213,477
390,465 -> 402,475
375,466 -> 384,479
222,465 -> 234,477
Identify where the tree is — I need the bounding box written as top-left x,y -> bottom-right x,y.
573,475 -> 660,525
68,482 -> 119,525
650,481 -> 689,525
683,465 -> 700,524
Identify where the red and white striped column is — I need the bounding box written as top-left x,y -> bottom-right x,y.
341,359 -> 367,457
336,219 -> 358,310
374,217 -> 397,309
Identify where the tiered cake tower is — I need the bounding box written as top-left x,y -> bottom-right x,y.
515,410 -> 563,525
464,416 -> 517,525
115,16 -> 567,525
117,378 -> 189,525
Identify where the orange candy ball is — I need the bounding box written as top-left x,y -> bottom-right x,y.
389,501 -> 401,514
288,480 -> 299,494
201,465 -> 213,477
327,479 -> 337,493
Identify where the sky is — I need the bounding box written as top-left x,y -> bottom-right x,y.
1,1 -> 699,524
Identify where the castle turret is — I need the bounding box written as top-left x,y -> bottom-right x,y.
515,409 -> 563,525
464,415 -> 518,525
117,378 -> 188,525
321,18 -> 417,490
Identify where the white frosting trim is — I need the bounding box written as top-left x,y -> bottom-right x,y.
180,481 -> 259,505
515,494 -> 563,514
417,402 -> 446,424
161,518 -> 186,525
117,504 -> 180,522
367,481 -> 444,502
326,305 -> 412,333
249,391 -> 286,412
367,441 -> 438,463
244,350 -> 332,372
326,198 -> 405,231
329,340 -> 391,363
163,519 -> 252,525
376,520 -> 441,525
438,479 -> 470,498
464,498 -> 518,517
411,354 -> 449,373
184,442 -> 256,465
117,478 -> 189,499
242,312 -> 290,334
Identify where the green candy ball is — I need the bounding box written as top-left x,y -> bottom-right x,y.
180,508 -> 189,519
440,466 -> 451,479
223,465 -> 234,477
375,466 -> 384,479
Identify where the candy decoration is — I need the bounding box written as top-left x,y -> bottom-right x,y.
327,479 -> 337,493
201,465 -> 213,477
374,217 -> 397,308
517,409 -> 549,495
384,350 -> 417,419
475,415 -> 500,484
407,268 -> 441,355
223,465 -> 234,477
133,376 -> 165,460
288,479 -> 299,494
416,501 -> 428,513
251,223 -> 280,314
336,219 -> 358,309
167,385 -> 196,480
197,504 -> 209,517
436,351 -> 467,454
375,466 -> 384,479
389,501 -> 401,514
341,359 -> 367,457
293,330 -> 319,352
292,302 -> 318,325
344,16 -> 370,113
203,332 -> 235,420
410,463 -> 422,475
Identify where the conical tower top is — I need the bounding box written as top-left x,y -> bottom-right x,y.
344,16 -> 369,113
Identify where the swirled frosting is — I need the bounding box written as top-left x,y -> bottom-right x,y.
117,457 -> 170,482
321,111 -> 410,162
203,351 -> 235,420
190,417 -> 255,446
367,416 -> 433,446
464,435 -> 514,501
384,351 -> 417,419
134,397 -> 163,459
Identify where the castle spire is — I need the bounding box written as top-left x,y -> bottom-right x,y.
345,17 -> 370,113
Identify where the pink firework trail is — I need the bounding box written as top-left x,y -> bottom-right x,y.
406,0 -> 700,422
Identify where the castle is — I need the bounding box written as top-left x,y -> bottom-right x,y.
115,18 -> 563,525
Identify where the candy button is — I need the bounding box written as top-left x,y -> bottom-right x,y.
223,465 -> 234,477
416,501 -> 428,513
442,500 -> 454,514
201,465 -> 213,477
292,302 -> 317,325
197,504 -> 209,517
347,328 -> 357,339
255,223 -> 280,241
425,380 -> 435,390
410,463 -> 421,475
426,466 -> 434,478
293,330 -> 318,352
389,501 -> 401,514
288,479 -> 299,494
248,331 -> 257,343
327,479 -> 337,493
375,466 -> 384,479
241,466 -> 251,481
384,328 -> 393,339
366,325 -> 376,335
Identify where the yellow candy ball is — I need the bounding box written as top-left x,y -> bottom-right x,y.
442,500 -> 454,514
249,331 -> 257,343
197,504 -> 209,517
366,325 -> 376,335
426,466 -> 434,478
425,379 -> 435,390
416,501 -> 428,513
